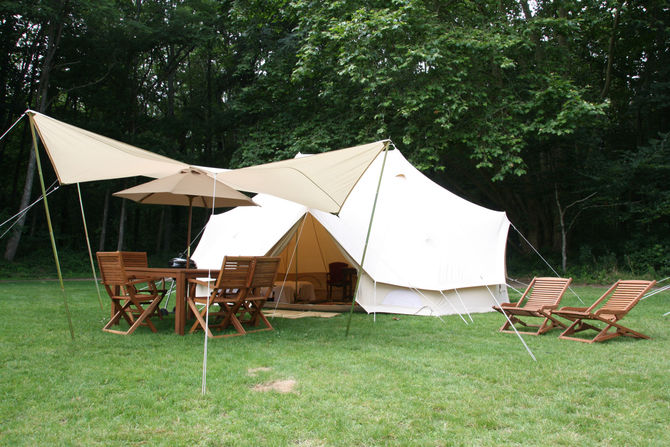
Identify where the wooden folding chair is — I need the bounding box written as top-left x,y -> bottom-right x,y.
234,256 -> 281,335
553,280 -> 656,343
186,256 -> 255,338
97,251 -> 167,335
493,277 -> 572,335
120,251 -> 169,314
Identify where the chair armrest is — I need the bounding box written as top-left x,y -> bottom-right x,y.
594,309 -> 624,317
557,306 -> 587,312
188,278 -> 215,287
127,276 -> 163,285
539,304 -> 560,311
500,302 -> 519,308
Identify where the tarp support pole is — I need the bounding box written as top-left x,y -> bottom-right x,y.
29,115 -> 75,340
345,141 -> 390,336
77,183 -> 104,311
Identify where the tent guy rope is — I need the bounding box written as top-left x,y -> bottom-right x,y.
486,285 -> 536,361
452,288 -> 474,323
0,113 -> 25,142
1,181 -> 59,239
510,222 -> 584,305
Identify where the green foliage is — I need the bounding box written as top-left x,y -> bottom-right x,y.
0,0 -> 669,274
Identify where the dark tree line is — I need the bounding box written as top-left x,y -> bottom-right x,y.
1,0 -> 668,277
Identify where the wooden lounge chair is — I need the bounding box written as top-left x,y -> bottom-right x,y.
233,256 -> 281,335
97,251 -> 167,335
553,280 -> 656,343
493,277 -> 572,335
187,256 -> 255,338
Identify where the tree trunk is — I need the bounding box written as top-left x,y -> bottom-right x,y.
555,186 -> 568,273
155,208 -> 165,254
117,197 -> 127,251
99,188 -> 110,251
601,1 -> 625,99
4,2 -> 66,261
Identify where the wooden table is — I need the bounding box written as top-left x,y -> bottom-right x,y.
126,267 -> 218,335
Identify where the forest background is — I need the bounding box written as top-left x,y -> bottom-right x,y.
0,0 -> 668,281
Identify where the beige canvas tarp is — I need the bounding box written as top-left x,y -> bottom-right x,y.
28,110 -> 388,215
28,110 -> 188,184
215,140 -> 389,213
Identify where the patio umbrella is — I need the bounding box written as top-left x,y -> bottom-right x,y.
114,167 -> 256,267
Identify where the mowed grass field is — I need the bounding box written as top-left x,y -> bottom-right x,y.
0,280 -> 668,446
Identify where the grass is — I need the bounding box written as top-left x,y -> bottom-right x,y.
0,280 -> 668,446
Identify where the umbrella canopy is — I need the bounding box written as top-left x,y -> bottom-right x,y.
113,167 -> 254,208
114,167 -> 256,266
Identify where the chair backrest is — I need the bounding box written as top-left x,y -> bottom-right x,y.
591,280 -> 656,316
328,262 -> 349,282
214,256 -> 255,290
120,251 -> 148,269
250,257 -> 281,289
519,277 -> 572,310
96,251 -> 127,286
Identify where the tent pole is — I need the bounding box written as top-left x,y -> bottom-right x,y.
186,196 -> 193,268
345,141 -> 390,336
77,183 -> 104,311
29,115 -> 75,340
202,173 -> 218,395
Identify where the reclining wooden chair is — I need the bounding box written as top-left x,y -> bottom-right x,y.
233,256 -> 281,335
97,251 -> 167,335
553,280 -> 656,343
493,277 -> 572,335
186,256 -> 255,338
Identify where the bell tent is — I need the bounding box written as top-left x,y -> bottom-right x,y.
192,148 -> 510,316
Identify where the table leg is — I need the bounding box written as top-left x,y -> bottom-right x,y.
175,272 -> 185,335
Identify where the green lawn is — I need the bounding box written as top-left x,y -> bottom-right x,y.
1,280 -> 668,446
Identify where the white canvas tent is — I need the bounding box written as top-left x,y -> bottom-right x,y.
193,149 -> 510,316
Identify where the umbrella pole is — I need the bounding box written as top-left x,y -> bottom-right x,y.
29,115 -> 75,340
345,142 -> 390,336
186,197 -> 193,269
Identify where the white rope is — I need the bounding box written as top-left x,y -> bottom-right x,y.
486,285 -> 536,361
439,290 -> 469,324
202,173 -> 219,396
510,222 -> 584,305
642,283 -> 670,300
1,181 -> 59,238
271,215 -> 308,315
505,283 -> 524,297
453,288 -> 474,323
506,276 -> 530,287
0,113 -> 25,142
